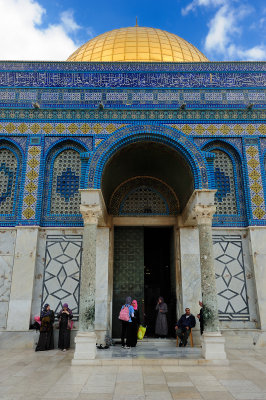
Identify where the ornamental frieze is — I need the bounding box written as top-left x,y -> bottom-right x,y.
0,108 -> 265,121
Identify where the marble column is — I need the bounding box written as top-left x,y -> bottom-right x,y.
195,204 -> 227,360
95,227 -> 110,345
73,204 -> 100,362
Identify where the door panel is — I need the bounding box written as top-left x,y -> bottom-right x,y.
112,227 -> 144,338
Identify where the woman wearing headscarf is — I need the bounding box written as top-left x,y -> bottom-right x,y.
35,304 -> 55,351
155,297 -> 168,338
120,296 -> 134,349
130,299 -> 140,347
58,303 -> 73,351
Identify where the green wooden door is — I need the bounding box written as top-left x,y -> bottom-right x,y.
112,227 -> 144,338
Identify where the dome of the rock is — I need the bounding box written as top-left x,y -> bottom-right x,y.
67,26 -> 209,62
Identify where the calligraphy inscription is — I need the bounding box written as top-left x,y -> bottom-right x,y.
0,72 -> 265,88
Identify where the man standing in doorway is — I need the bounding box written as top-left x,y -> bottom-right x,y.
175,308 -> 196,347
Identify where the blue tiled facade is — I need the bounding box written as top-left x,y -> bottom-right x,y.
0,61 -> 265,228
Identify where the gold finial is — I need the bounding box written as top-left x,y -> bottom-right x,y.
136,16 -> 138,27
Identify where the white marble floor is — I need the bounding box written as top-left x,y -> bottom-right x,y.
1,345 -> 266,400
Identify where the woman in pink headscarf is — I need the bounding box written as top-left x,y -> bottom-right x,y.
130,299 -> 140,347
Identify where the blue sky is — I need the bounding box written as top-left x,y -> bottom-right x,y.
0,0 -> 265,61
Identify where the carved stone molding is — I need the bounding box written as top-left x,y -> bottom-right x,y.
80,204 -> 101,225
195,204 -> 216,226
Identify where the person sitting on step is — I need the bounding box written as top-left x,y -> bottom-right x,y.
175,307 -> 196,347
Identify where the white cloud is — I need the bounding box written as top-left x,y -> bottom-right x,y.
182,0 -> 266,60
181,0 -> 224,16
204,4 -> 239,54
60,10 -> 81,33
0,0 -> 82,60
228,44 -> 266,61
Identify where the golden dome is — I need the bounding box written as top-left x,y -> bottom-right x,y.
67,26 -> 208,62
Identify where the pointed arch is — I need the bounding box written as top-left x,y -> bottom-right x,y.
41,139 -> 87,226
86,124 -> 211,191
202,140 -> 247,226
0,139 -> 23,225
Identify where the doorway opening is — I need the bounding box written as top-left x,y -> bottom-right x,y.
112,226 -> 177,339
144,227 -> 177,337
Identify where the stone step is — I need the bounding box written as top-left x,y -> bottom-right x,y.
72,357 -> 229,366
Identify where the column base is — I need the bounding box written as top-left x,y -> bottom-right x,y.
72,331 -> 97,364
202,332 -> 227,361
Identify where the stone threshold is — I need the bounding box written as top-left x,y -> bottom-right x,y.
72,358 -> 229,366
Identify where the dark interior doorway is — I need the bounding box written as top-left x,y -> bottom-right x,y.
144,227 -> 177,337
112,226 -> 177,339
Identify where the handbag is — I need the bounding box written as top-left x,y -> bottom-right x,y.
67,319 -> 74,330
137,325 -> 146,340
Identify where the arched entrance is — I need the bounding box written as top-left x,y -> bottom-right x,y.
100,139 -> 195,338
74,125 -> 225,362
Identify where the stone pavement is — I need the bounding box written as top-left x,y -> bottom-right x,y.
1,343 -> 266,400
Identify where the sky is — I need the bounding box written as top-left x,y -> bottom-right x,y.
0,0 -> 265,61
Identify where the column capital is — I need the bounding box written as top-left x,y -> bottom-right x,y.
194,204 -> 216,225
80,204 -> 101,225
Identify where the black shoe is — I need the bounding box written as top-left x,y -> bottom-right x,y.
179,342 -> 183,347
183,342 -> 187,347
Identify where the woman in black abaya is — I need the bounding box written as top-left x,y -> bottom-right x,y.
35,304 -> 55,351
58,303 -> 73,351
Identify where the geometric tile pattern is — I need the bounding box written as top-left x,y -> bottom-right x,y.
0,121 -> 264,137
0,149 -> 16,214
0,88 -> 264,107
21,146 -> 41,220
213,235 -> 250,321
41,235 -> 82,319
0,108 -> 264,122
245,145 -> 266,220
171,123 -> 265,136
213,150 -> 237,215
56,168 -> 79,202
113,227 -> 144,338
0,121 -> 126,136
121,186 -> 168,215
50,150 -> 81,215
109,177 -> 179,216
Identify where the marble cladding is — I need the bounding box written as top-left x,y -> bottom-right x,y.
0,226 -> 261,334
31,228 -> 83,327
179,227 -> 258,330
248,227 -> 266,330
213,229 -> 258,329
0,230 -> 16,329
41,234 -> 82,317
6,227 -> 38,331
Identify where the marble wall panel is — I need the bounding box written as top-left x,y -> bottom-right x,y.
248,227 -> 266,330
31,229 -> 83,326
0,230 -> 16,329
6,228 -> 38,331
0,255 -> 15,329
213,229 -> 258,329
0,230 -> 16,255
